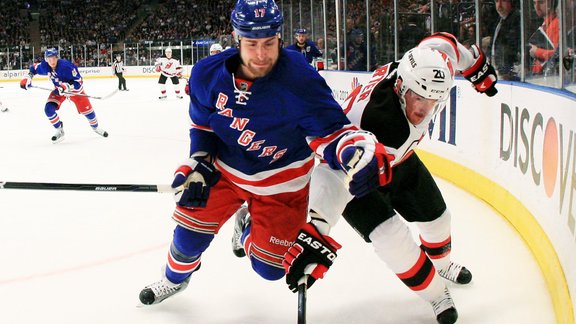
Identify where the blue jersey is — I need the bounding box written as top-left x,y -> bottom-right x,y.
285,41 -> 322,64
188,48 -> 353,195
29,59 -> 84,92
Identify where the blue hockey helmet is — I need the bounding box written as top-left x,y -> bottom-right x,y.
44,47 -> 59,59
295,28 -> 307,35
231,0 -> 283,40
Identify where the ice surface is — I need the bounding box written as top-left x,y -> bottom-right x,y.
0,79 -> 555,323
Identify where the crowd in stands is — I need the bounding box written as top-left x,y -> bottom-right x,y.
0,2 -> 31,47
38,0 -> 141,46
128,0 -> 234,43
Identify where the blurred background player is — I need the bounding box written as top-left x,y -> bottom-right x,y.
209,43 -> 223,55
284,32 -> 498,324
285,28 -> 322,65
19,48 -> 108,144
138,0 -> 386,306
112,54 -> 128,91
154,48 -> 184,99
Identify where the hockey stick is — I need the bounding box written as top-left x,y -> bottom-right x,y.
297,276 -> 308,324
30,85 -> 118,100
0,181 -> 176,193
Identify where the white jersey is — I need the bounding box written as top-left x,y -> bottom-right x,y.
155,57 -> 183,77
310,33 -> 480,228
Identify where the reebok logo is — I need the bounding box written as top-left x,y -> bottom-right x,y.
270,236 -> 293,247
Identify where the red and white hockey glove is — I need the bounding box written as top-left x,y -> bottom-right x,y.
462,44 -> 498,97
154,60 -> 162,73
172,157 -> 221,208
336,131 -> 393,197
283,222 -> 342,292
19,76 -> 32,90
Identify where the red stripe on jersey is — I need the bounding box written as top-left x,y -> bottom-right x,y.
308,126 -> 357,153
397,249 -> 428,280
216,157 -> 314,187
191,123 -> 213,132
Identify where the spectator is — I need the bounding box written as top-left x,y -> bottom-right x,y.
528,0 -> 559,75
285,28 -> 322,65
491,0 -> 521,80
346,28 -> 377,71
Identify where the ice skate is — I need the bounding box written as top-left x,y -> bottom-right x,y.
51,125 -> 65,144
93,127 -> 109,138
231,206 -> 250,258
438,261 -> 472,284
139,273 -> 190,306
431,287 -> 458,324
159,94 -> 167,100
176,94 -> 184,99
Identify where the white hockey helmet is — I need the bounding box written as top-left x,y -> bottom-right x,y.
396,47 -> 454,103
165,48 -> 172,55
210,43 -> 223,55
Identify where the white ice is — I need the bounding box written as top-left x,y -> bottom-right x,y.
0,78 -> 555,323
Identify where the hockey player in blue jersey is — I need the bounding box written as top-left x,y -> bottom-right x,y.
285,28 -> 323,65
138,0 -> 393,307
19,48 -> 108,143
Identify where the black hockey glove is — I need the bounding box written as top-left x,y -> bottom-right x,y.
283,222 -> 342,292
172,157 -> 221,208
462,44 -> 498,97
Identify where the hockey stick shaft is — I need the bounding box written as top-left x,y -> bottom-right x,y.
30,85 -> 118,100
0,181 -> 176,193
297,277 -> 308,324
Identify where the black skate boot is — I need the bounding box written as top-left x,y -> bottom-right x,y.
438,261 -> 472,284
431,287 -> 458,324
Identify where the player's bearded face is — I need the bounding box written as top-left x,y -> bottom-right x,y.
239,35 -> 280,79
404,90 -> 438,125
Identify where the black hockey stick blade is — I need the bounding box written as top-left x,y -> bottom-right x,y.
0,181 -> 175,193
298,281 -> 307,324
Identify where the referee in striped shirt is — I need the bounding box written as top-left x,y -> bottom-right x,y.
112,55 -> 128,91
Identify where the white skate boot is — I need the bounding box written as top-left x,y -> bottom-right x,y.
231,206 -> 250,258
159,94 -> 167,100
51,125 -> 65,144
431,287 -> 458,324
93,127 -> 109,138
139,272 -> 190,305
438,261 -> 472,284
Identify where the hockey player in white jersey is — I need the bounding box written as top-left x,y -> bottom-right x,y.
155,48 -> 184,99
284,32 -> 498,324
